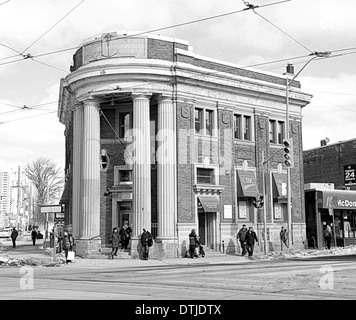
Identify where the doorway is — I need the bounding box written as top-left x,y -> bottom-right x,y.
117,201 -> 132,229
198,211 -> 216,249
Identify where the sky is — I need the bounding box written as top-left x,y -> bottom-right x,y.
0,0 -> 355,173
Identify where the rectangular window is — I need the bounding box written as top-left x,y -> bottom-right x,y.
119,113 -> 131,138
197,168 -> 215,184
195,108 -> 203,134
277,121 -> 285,144
119,201 -> 132,211
234,115 -> 242,139
119,170 -> 132,182
205,110 -> 213,136
269,120 -> 276,144
235,114 -> 252,141
244,116 -> 251,141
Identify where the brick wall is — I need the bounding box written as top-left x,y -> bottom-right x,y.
304,139 -> 356,190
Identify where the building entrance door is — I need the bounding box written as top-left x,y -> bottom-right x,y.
198,211 -> 216,249
117,201 -> 132,228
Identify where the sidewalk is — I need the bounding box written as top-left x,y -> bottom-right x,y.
1,236 -> 355,268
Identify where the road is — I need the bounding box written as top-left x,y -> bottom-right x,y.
0,253 -> 355,302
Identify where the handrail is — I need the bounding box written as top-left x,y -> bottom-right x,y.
88,232 -> 104,241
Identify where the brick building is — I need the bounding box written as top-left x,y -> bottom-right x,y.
304,139 -> 356,248
58,31 -> 312,258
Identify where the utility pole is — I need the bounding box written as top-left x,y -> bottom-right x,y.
16,166 -> 21,230
284,52 -> 330,246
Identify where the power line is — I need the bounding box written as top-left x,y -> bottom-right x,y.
252,10 -> 314,54
0,0 -> 288,65
0,0 -> 11,6
20,0 -> 86,55
0,110 -> 57,125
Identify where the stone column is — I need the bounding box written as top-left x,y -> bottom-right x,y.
76,97 -> 101,255
72,103 -> 83,240
132,94 -> 152,240
156,96 -> 177,245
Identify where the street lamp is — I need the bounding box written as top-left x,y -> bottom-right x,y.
285,51 -> 331,246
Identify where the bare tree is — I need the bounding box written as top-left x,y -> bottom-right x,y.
24,157 -> 64,227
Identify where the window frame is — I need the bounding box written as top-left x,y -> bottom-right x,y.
269,119 -> 286,145
234,113 -> 253,142
194,107 -> 216,136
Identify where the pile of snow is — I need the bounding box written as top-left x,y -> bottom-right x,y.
254,245 -> 356,261
0,255 -> 65,267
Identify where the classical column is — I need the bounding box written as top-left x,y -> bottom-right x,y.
72,103 -> 83,240
81,98 -> 101,239
132,94 -> 152,237
157,96 -> 177,240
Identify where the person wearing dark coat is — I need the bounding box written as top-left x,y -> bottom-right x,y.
119,226 -> 127,250
237,224 -> 248,256
188,229 -> 199,258
245,226 -> 258,257
31,228 -> 38,246
125,224 -> 132,249
110,227 -> 120,259
140,228 -> 152,260
10,227 -> 18,248
62,231 -> 74,264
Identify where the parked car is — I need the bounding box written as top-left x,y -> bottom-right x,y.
0,228 -> 11,238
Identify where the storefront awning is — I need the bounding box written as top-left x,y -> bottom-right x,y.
59,182 -> 71,204
198,196 -> 221,212
317,189 -> 356,210
272,173 -> 287,198
237,170 -> 259,197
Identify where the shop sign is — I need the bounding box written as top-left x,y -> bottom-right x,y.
344,164 -> 356,184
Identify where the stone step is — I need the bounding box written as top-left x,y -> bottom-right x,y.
86,247 -> 132,259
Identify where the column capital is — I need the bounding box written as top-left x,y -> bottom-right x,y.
78,96 -> 102,107
131,93 -> 152,101
156,94 -> 173,104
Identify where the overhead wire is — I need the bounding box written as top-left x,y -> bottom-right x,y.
20,0 -> 86,55
252,10 -> 314,54
0,0 -> 289,65
0,0 -> 10,6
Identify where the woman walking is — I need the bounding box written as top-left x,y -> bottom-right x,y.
110,227 -> 120,259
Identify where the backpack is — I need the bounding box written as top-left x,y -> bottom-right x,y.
147,234 -> 153,247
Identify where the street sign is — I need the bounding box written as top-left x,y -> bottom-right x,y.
344,164 -> 356,185
40,205 -> 63,213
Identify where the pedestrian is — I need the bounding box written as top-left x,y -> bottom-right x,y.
31,228 -> 38,246
196,235 -> 205,257
109,227 -> 120,259
323,222 -> 332,249
237,224 -> 248,256
125,223 -> 133,249
188,229 -> 199,258
62,231 -> 74,264
245,226 -> 258,257
10,227 -> 18,248
280,226 -> 289,250
119,225 -> 127,250
140,228 -> 153,260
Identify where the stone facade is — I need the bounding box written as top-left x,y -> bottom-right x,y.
58,31 -> 312,258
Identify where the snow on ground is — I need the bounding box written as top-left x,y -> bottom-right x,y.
254,245 -> 356,261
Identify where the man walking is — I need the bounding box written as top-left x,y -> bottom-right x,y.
280,226 -> 289,250
245,226 -> 258,257
237,224 -> 248,256
140,228 -> 153,260
31,228 -> 38,246
10,227 -> 18,248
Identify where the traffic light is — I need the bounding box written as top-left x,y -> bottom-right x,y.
283,138 -> 294,168
253,195 -> 264,208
